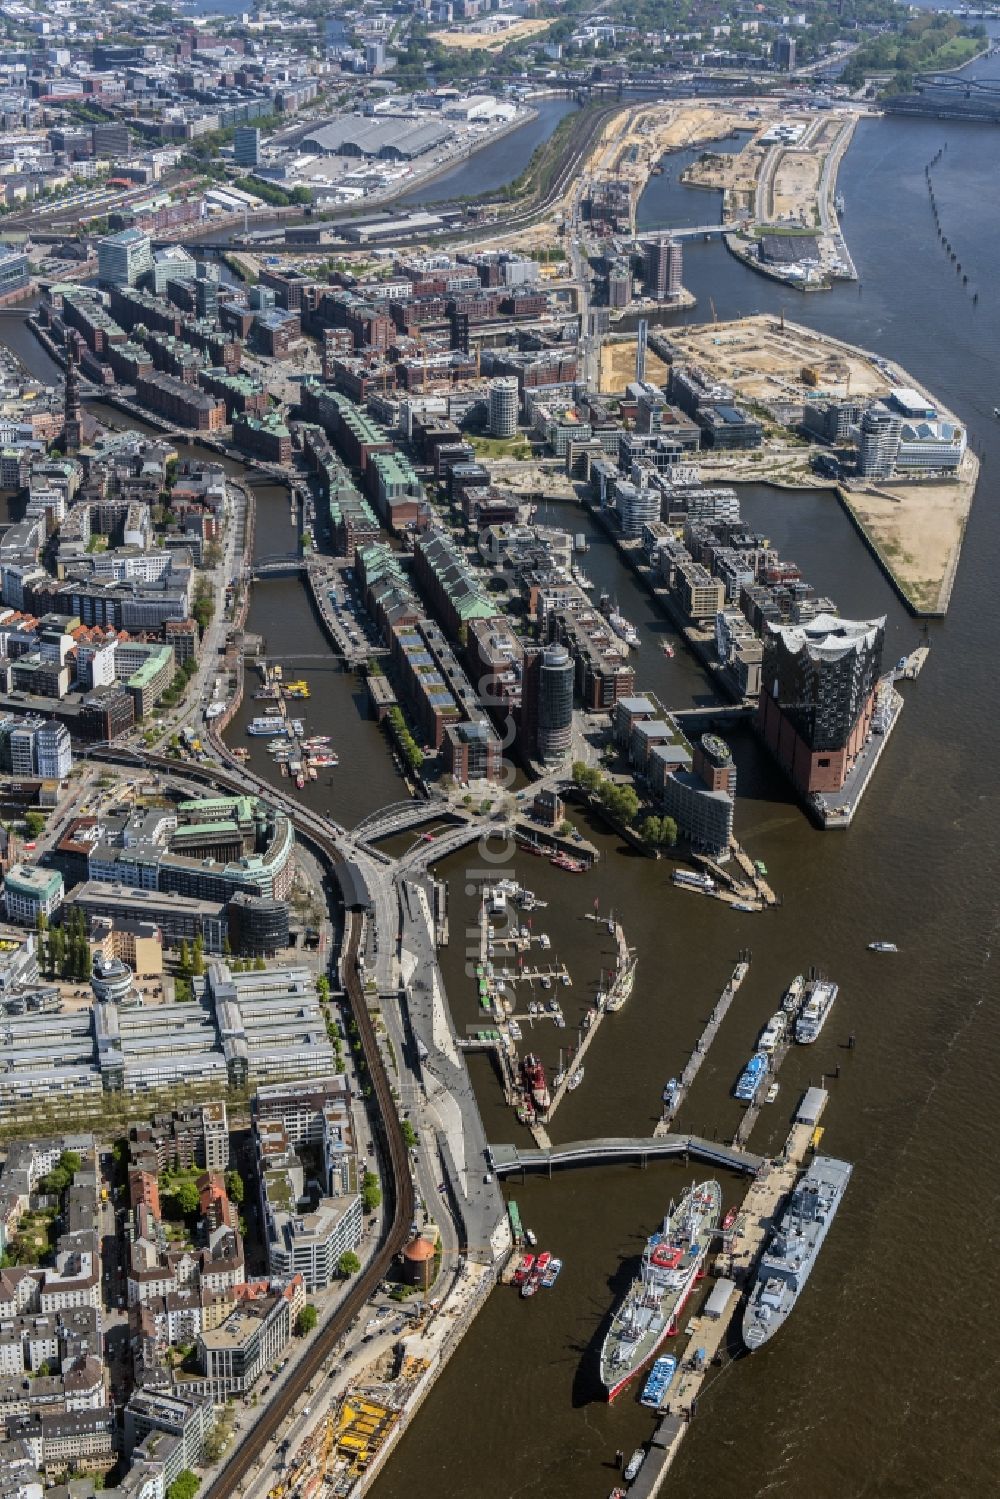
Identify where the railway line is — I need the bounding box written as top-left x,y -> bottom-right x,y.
91,747 -> 415,1499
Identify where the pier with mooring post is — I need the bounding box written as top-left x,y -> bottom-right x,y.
654,956 -> 751,1136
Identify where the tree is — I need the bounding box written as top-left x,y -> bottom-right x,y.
166,1472 -> 201,1499
178,939 -> 191,977
401,1120 -> 418,1149
337,1251 -> 361,1279
191,935 -> 204,978
361,1171 -> 381,1214
295,1303 -> 318,1335
24,810 -> 46,837
224,1170 -> 244,1205
175,1181 -> 200,1217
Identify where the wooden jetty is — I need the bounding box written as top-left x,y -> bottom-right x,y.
654,958 -> 751,1137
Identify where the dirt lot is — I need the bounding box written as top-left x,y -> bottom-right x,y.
845,452 -> 978,614
770,149 -> 822,224
599,340 -> 669,394
429,18 -> 554,50
667,315 -> 889,409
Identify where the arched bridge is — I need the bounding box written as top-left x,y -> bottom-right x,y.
249,554 -> 306,577
353,799 -> 463,844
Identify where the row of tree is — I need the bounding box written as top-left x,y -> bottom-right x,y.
36,908 -> 92,983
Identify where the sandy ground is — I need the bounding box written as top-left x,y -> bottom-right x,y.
845,451 -> 978,613
599,340 -> 669,394
770,149 -> 822,224
667,315 -> 889,409
429,18 -> 554,50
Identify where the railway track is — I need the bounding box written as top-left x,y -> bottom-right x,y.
92,747 -> 415,1499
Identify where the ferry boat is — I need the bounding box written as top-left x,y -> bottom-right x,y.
742,1156 -> 853,1351
734,1051 -> 769,1103
522,1053 -> 550,1115
640,1355 -> 677,1409
609,609 -> 641,650
795,978 -> 838,1044
782,974 -> 805,1014
247,718 -> 288,736
672,870 -> 714,893
868,940 -> 898,953
599,1180 -> 722,1401
758,1012 -> 787,1053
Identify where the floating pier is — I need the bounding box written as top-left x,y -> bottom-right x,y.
626,1089 -> 831,1498
654,958 -> 751,1137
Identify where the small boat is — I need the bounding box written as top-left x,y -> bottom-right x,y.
782,974 -> 805,1014
661,641 -> 675,658
722,1207 -> 738,1233
508,1020 -> 522,1042
624,1450 -> 645,1483
754,859 -> 768,876
662,1077 -> 679,1110
547,997 -> 559,1013
523,1250 -> 551,1298
732,901 -> 756,913
512,1253 -> 534,1285
560,972 -> 570,987
994,406 -> 1000,418
525,1228 -> 538,1247
567,1066 -> 584,1091
765,1082 -> 780,1104
540,974 -> 552,990
541,1256 -> 562,1287
868,940 -> 898,953
538,933 -> 551,950
553,1068 -> 566,1089
609,1491 -> 627,1499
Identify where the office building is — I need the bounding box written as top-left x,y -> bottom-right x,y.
488,376 -> 519,439
772,34 -> 797,70
536,644 -> 574,763
756,613 -> 886,795
857,404 -> 903,478
643,236 -> 683,301
0,246 -> 30,299
4,865 -> 64,926
233,127 -> 261,168
97,230 -> 153,290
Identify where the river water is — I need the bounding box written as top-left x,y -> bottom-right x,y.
3,90 -> 1000,1498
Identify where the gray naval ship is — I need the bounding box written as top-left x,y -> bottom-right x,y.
742,1155 -> 852,1351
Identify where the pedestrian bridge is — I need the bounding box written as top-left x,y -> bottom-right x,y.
488,1134 -> 764,1178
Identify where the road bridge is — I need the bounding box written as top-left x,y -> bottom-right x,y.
248,553 -> 306,577
488,1134 -> 764,1178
